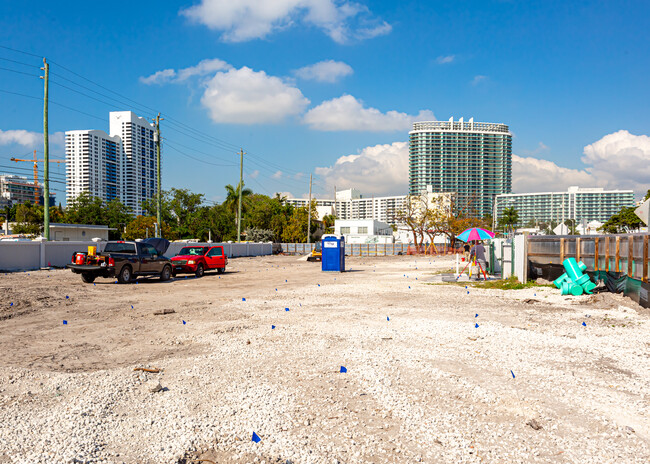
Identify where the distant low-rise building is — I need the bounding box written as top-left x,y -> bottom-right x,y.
0,174 -> 55,208
284,188 -> 407,225
49,223 -> 114,241
495,186 -> 635,227
334,219 -> 394,244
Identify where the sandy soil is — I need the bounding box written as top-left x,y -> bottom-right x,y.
0,255 -> 648,463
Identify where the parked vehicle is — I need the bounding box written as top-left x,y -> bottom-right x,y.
67,238 -> 173,284
171,245 -> 228,277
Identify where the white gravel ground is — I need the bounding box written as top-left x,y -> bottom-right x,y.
0,255 -> 648,463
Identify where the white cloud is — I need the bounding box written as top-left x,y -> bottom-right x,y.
304,95 -> 435,132
249,170 -> 260,179
139,69 -> 177,85
315,141 -> 408,196
140,59 -> 231,85
180,0 -> 390,43
0,129 -> 41,147
201,67 -> 310,124
512,155 -> 594,193
0,129 -> 64,148
582,130 -> 650,194
272,170 -> 283,179
436,55 -> 455,64
513,130 -> 650,196
294,60 -> 353,83
471,75 -> 487,86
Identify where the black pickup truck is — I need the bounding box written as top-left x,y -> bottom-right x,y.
67,238 -> 173,284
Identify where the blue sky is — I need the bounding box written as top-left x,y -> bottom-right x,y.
1,0 -> 649,206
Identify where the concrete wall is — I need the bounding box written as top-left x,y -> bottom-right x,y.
0,241 -> 272,271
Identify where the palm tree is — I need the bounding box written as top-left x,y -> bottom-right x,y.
223,182 -> 253,235
499,207 -> 519,234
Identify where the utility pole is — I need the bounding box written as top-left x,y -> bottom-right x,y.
307,173 -> 312,244
237,148 -> 244,243
152,113 -> 164,236
40,58 -> 50,240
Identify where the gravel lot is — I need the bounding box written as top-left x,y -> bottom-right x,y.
0,255 -> 648,463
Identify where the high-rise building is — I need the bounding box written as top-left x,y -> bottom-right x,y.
65,111 -> 156,215
494,186 -> 635,227
409,117 -> 512,218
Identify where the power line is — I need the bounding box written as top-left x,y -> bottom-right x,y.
0,45 -> 43,58
0,66 -> 40,78
0,45 -> 333,196
0,56 -> 41,68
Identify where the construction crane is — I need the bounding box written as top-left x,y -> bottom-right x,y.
10,150 -> 65,204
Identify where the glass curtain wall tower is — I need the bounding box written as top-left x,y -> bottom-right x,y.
409,117 -> 512,218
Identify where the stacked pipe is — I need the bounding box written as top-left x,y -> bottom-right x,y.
553,257 -> 597,296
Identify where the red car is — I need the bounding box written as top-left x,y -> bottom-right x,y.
171,245 -> 228,278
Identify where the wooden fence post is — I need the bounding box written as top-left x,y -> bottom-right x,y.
576,238 -> 581,262
628,236 -> 634,277
594,237 -> 599,271
641,235 -> 648,282
615,236 -> 620,273
560,238 -> 565,263
605,236 -> 610,272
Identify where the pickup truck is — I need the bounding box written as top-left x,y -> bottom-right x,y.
67,238 -> 173,284
171,245 -> 228,277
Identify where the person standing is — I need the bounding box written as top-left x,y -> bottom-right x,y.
469,240 -> 487,278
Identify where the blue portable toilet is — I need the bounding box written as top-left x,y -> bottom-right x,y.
322,235 -> 345,272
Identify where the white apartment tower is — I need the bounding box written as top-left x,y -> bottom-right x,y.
66,111 -> 157,215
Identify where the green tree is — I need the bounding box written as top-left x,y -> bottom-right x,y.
65,192 -> 106,225
124,216 -> 175,241
245,193 -> 293,241
223,183 -> 253,240
498,207 -> 519,233
322,214 -> 336,232
13,203 -> 43,235
600,206 -> 643,233
282,204 -> 318,243
105,198 -> 133,239
207,204 -> 236,242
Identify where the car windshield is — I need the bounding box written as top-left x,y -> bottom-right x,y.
178,247 -> 207,256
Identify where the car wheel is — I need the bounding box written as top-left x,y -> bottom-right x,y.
195,263 -> 204,278
160,264 -> 172,281
117,265 -> 132,284
81,272 -> 96,283
217,267 -> 225,274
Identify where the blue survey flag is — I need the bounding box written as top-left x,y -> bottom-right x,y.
275,288 -> 277,291
340,366 -> 347,373
510,370 -> 515,378
475,314 -> 478,318
252,432 -> 261,443
582,322 -> 586,327
387,316 -> 390,321
285,308 -> 289,311
131,305 -> 134,309
9,302 -> 12,306
272,325 -> 276,329
183,320 -> 186,325
65,296 -> 69,299
242,298 -> 246,301
63,320 -> 67,325
475,323 -> 479,328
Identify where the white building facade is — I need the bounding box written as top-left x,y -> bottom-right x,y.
334,219 -> 394,244
284,188 -> 407,225
495,186 -> 635,227
66,111 -> 157,215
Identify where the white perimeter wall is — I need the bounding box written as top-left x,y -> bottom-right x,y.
0,241 -> 272,271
